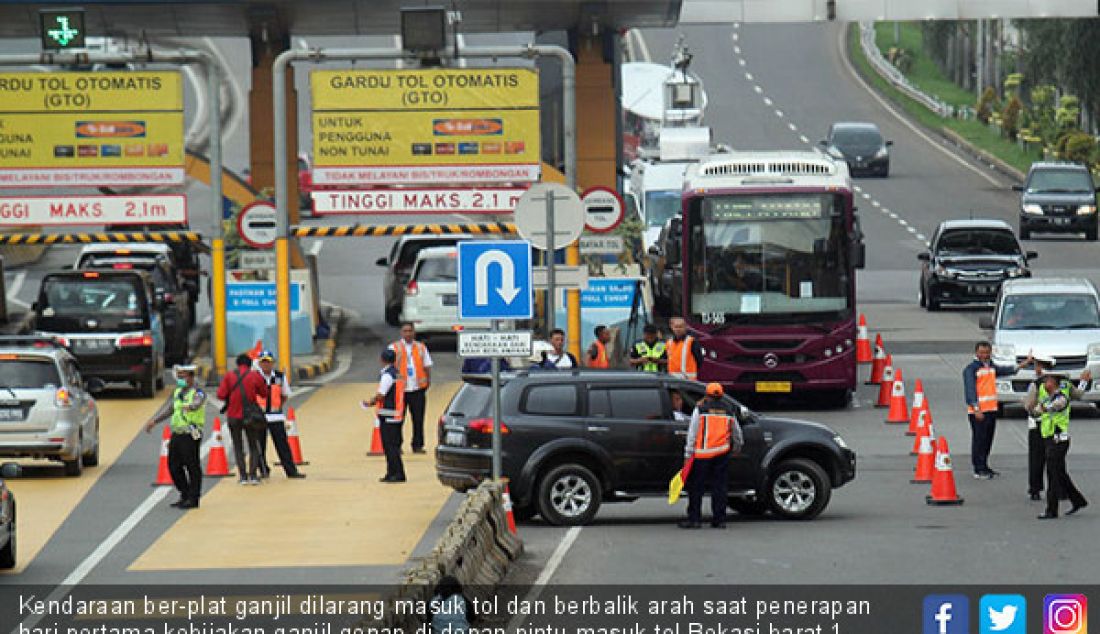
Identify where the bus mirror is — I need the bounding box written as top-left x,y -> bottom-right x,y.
851,243 -> 866,269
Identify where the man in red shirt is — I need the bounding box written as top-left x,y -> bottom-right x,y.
217,353 -> 269,484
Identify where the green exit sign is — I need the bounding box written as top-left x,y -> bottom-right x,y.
39,9 -> 86,50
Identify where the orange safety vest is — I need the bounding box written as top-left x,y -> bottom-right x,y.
589,341 -> 609,369
257,384 -> 282,411
969,365 -> 999,414
694,412 -> 732,458
392,339 -> 429,390
667,336 -> 698,379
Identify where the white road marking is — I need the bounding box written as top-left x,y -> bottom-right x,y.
309,240 -> 325,257
739,59 -> 746,67
734,45 -> 742,55
907,226 -> 918,234
507,526 -> 583,632
853,186 -> 862,192
861,192 -> 871,200
871,200 -> 881,208
753,85 -> 763,94
763,96 -> 773,106
799,135 -> 810,144
774,109 -> 784,118
745,71 -> 753,81
916,234 -> 927,241
835,27 -> 1002,187
898,219 -> 909,227
889,212 -> 899,219
6,270 -> 26,300
788,123 -> 798,132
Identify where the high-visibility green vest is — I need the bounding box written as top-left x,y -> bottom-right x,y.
634,340 -> 666,373
170,386 -> 205,433
1038,382 -> 1071,438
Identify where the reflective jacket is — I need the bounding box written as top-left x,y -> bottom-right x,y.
1037,382 -> 1072,438
668,336 -> 699,379
377,366 -> 405,422
685,398 -> 743,459
962,357 -> 1015,414
170,386 -> 206,434
393,339 -> 430,390
633,340 -> 666,372
589,341 -> 609,369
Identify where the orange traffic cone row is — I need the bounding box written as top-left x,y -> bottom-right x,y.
875,356 -> 895,407
911,431 -> 936,483
153,425 -> 172,486
866,335 -> 886,385
856,314 -> 872,364
907,380 -> 927,435
502,483 -> 518,535
368,417 -> 385,456
286,407 -> 309,466
926,436 -> 964,505
911,412 -> 933,455
886,368 -> 910,423
204,417 -> 230,477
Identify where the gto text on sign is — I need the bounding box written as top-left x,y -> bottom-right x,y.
0,195 -> 186,226
311,188 -> 527,214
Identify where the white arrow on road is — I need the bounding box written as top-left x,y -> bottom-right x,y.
475,249 -> 521,306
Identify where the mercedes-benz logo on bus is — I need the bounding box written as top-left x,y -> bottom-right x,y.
763,353 -> 779,369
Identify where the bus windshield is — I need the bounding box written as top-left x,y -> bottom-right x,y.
687,193 -> 851,324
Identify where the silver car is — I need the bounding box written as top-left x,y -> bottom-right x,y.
980,278 -> 1100,409
0,337 -> 102,476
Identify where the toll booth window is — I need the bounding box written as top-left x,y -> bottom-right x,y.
0,359 -> 61,389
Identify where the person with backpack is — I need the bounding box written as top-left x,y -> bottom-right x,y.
217,353 -> 269,485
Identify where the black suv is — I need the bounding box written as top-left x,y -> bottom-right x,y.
918,219 -> 1036,311
436,370 -> 856,525
1014,161 -> 1100,240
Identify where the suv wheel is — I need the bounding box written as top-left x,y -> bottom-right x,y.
766,458 -> 831,520
537,463 -> 602,526
63,435 -> 83,477
0,502 -> 15,570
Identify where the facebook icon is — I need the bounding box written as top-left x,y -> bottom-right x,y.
924,595 -> 970,634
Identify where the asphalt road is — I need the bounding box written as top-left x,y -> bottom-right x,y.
504,22 -> 1100,587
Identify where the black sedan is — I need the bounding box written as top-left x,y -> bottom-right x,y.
819,122 -> 892,177
919,219 -> 1036,311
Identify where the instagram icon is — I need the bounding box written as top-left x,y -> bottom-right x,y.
1045,595 -> 1088,634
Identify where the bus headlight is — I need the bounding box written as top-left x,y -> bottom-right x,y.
1022,204 -> 1044,215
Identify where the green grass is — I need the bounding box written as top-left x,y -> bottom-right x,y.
849,23 -> 1038,175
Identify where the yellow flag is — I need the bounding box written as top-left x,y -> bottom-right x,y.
667,457 -> 694,504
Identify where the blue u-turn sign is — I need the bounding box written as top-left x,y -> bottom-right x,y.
457,240 -> 533,320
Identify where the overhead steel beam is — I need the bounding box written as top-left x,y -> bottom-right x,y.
680,0 -> 1100,23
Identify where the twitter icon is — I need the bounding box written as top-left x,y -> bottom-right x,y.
981,595 -> 1026,634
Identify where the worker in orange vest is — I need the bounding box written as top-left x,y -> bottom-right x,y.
392,322 -> 433,453
680,382 -> 742,529
586,325 -> 611,368
368,348 -> 406,483
255,350 -> 305,480
962,340 -> 1032,480
667,316 -> 703,380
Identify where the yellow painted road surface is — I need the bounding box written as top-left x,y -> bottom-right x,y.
131,382 -> 458,570
1,388 -> 172,574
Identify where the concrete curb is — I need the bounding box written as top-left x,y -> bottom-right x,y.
849,23 -> 1027,185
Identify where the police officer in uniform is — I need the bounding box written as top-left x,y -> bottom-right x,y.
1023,356 -> 1057,500
255,350 -> 305,479
630,325 -> 667,373
366,348 -> 406,483
679,383 -> 743,529
1033,370 -> 1090,519
144,364 -> 205,509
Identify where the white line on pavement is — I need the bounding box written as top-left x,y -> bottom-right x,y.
916,234 -> 927,242
507,526 -> 583,633
774,109 -> 784,118
799,135 -> 810,144
788,123 -> 797,132
745,72 -> 753,81
753,85 -> 763,94
763,96 -> 772,106
309,240 -> 325,257
6,270 -> 25,300
734,45 -> 741,55
738,59 -> 746,67
871,200 -> 881,207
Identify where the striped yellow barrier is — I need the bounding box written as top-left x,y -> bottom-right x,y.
292,222 -> 517,238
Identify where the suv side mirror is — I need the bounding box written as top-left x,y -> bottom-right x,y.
978,315 -> 994,330
738,405 -> 754,423
917,252 -> 931,261
850,242 -> 866,269
84,377 -> 106,394
1026,251 -> 1038,260
1012,185 -> 1024,192
375,257 -> 388,267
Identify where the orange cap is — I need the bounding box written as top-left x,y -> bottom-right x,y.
706,382 -> 724,397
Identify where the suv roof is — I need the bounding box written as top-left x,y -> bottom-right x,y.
0,336 -> 74,361
1028,161 -> 1091,172
938,218 -> 1014,232
1002,277 -> 1097,295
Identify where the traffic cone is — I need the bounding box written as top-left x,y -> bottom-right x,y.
856,314 -> 872,364
866,335 -> 887,385
926,436 -> 964,505
248,339 -> 263,360
911,413 -> 933,455
204,417 -> 230,477
886,368 -> 909,423
502,483 -> 518,535
285,407 -> 309,466
368,417 -> 385,456
911,431 -> 936,483
875,357 -> 895,407
907,380 -> 928,436
153,425 -> 172,486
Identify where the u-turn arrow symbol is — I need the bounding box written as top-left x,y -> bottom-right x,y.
474,249 -> 521,305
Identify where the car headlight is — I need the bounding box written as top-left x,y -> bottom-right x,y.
1022,204 -> 1044,215
933,264 -> 956,279
1088,343 -> 1100,358
1006,266 -> 1025,278
992,344 -> 1015,362
827,147 -> 844,159
1077,205 -> 1097,215
874,147 -> 889,159
833,435 -> 849,450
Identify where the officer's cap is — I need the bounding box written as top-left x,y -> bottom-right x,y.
258,350 -> 275,362
174,364 -> 198,375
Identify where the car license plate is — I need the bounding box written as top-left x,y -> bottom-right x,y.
756,381 -> 792,393
445,430 -> 466,447
76,338 -> 112,352
1055,217 -> 1069,226
442,294 -> 458,306
0,407 -> 25,422
974,285 -> 995,294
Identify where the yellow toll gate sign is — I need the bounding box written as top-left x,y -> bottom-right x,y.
310,68 -> 541,186
0,71 -> 184,187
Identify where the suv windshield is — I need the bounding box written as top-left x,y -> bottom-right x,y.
999,293 -> 1100,330
415,255 -> 458,282
1026,169 -> 1094,193
937,229 -> 1021,256
0,358 -> 61,388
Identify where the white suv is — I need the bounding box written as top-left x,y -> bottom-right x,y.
980,277 -> 1100,410
400,246 -> 492,334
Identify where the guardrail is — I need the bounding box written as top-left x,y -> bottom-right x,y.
858,23 -> 953,118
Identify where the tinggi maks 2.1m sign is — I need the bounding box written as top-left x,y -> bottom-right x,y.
310,68 -> 540,185
0,72 -> 184,187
